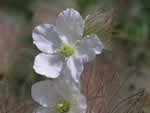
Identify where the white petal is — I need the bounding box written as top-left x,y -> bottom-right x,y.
63,57 -> 83,84
32,80 -> 80,107
33,107 -> 55,113
84,34 -> 104,54
56,8 -> 84,43
33,53 -> 63,78
32,80 -> 60,107
57,70 -> 80,89
32,24 -> 61,54
52,78 -> 84,103
75,42 -> 95,63
75,34 -> 104,62
71,93 -> 87,113
53,79 -> 77,100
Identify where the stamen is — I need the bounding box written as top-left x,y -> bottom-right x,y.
56,100 -> 70,113
61,44 -> 74,58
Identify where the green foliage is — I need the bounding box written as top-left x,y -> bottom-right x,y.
120,7 -> 150,68
75,0 -> 100,14
8,53 -> 34,96
0,0 -> 33,11
0,0 -> 33,21
8,34 -> 47,96
121,8 -> 150,40
8,51 -> 47,96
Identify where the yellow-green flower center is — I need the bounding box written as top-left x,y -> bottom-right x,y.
56,100 -> 70,113
61,44 -> 74,58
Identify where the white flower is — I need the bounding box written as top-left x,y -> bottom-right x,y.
32,80 -> 87,113
32,8 -> 104,83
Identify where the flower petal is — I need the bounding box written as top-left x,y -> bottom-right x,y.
32,80 -> 60,107
71,93 -> 87,113
56,8 -> 84,43
32,80 -> 81,107
53,79 -> 79,100
33,53 -> 63,78
33,107 -> 54,113
32,24 -> 61,54
75,34 -> 104,62
84,34 -> 104,54
63,57 -> 83,84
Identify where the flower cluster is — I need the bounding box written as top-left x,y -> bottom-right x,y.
32,8 -> 104,113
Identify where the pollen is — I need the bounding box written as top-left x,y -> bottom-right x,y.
56,100 -> 70,113
61,44 -> 74,58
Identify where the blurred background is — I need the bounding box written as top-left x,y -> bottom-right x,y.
0,0 -> 150,112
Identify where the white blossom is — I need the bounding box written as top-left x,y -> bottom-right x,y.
32,8 -> 104,84
32,80 -> 87,113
